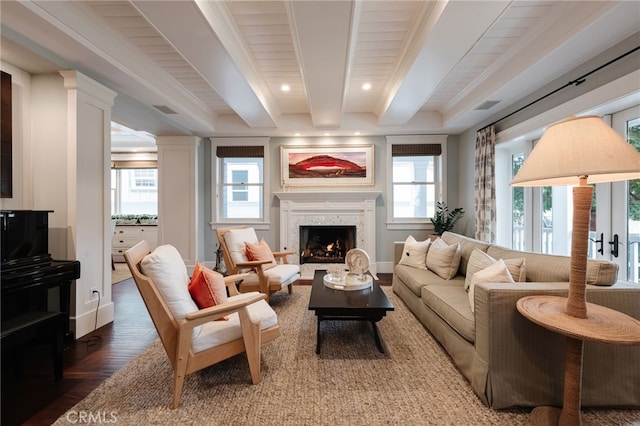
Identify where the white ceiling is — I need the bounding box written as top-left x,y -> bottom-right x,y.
1,0 -> 639,142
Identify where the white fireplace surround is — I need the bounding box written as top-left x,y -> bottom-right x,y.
274,191 -> 381,279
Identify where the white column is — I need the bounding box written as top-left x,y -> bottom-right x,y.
56,71 -> 116,338
156,136 -> 200,264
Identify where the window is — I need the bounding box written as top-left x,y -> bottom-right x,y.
132,169 -> 156,189
110,158 -> 158,216
212,138 -> 270,227
231,170 -> 249,201
386,135 -> 447,229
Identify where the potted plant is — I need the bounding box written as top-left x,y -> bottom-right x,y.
430,201 -> 465,236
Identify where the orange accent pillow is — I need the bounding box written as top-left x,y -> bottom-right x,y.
188,261 -> 229,317
245,239 -> 277,270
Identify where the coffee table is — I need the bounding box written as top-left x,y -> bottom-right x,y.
308,269 -> 394,354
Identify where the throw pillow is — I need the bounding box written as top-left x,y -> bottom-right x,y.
465,248 -> 495,291
426,238 -> 461,280
468,259 -> 515,312
398,235 -> 430,269
465,248 -> 526,291
245,239 -> 278,270
188,261 -> 229,311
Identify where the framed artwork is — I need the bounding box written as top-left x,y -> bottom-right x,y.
281,144 -> 374,186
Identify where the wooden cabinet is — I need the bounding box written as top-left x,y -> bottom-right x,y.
112,225 -> 157,262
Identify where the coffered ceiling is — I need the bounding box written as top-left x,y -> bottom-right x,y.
1,1 -> 638,138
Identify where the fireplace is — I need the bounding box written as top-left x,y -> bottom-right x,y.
274,191 -> 381,279
299,225 -> 356,264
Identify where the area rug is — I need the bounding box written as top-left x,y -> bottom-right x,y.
53,286 -> 639,425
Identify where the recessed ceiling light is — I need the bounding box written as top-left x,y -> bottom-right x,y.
294,132 -> 300,136
354,132 -> 361,136
281,84 -> 290,92
324,132 -> 330,136
362,83 -> 372,91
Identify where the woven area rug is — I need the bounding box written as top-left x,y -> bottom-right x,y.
54,286 -> 639,425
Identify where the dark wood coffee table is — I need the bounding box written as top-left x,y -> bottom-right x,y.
308,269 -> 394,354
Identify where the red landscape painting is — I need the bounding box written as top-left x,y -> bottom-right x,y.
287,152 -> 367,179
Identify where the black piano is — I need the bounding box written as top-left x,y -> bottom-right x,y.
1,210 -> 80,380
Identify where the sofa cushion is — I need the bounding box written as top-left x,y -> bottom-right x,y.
465,248 -> 526,291
421,283 -> 474,342
398,235 -> 430,269
427,238 -> 462,279
468,259 -> 515,313
486,245 -> 618,285
441,231 -> 490,276
394,264 -> 456,297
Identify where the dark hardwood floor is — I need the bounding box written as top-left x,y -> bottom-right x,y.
1,270 -> 393,425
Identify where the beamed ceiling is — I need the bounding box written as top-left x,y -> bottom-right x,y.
1,0 -> 639,139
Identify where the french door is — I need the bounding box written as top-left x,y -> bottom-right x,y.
496,105 -> 640,283
603,106 -> 640,283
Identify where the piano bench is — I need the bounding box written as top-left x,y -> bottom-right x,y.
1,311 -> 66,380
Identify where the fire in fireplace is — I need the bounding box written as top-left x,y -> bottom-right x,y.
299,225 -> 356,264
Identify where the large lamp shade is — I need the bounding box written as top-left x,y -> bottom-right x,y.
511,115 -> 640,187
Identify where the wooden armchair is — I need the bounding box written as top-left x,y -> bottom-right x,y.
124,240 -> 280,408
216,226 -> 300,301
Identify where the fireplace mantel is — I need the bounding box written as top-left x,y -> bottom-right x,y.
274,191 -> 381,279
274,191 -> 382,202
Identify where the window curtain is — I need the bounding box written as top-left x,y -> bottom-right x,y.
474,125 -> 496,242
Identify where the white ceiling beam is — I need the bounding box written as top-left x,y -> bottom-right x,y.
3,0 -> 218,135
377,0 -> 510,127
288,1 -> 355,129
132,0 -> 277,129
193,1 -> 282,124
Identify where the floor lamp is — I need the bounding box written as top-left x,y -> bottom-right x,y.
511,115 -> 640,426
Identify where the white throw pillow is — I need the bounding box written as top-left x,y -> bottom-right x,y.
465,248 -> 495,291
140,244 -> 196,321
426,238 -> 461,279
398,235 -> 430,269
468,259 -> 515,313
465,248 -> 526,291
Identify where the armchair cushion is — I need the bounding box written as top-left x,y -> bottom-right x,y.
188,261 -> 229,310
224,227 -> 259,271
140,244 -> 196,321
245,239 -> 277,270
192,292 -> 278,353
263,264 -> 301,286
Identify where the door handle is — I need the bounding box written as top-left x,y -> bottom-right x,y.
609,234 -> 619,258
590,232 -> 604,255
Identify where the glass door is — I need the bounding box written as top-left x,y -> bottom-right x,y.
610,106 -> 640,283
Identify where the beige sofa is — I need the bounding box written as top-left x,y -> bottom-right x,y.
392,231 -> 640,409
